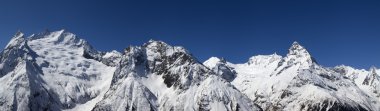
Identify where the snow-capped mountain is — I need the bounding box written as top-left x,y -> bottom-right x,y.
0,30 -> 117,111
0,30 -> 379,111
205,42 -> 380,111
0,30 -> 261,111
93,40 -> 260,111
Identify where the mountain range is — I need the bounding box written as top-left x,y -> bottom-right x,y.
0,30 -> 379,111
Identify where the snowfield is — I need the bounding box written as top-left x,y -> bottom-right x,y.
0,30 -> 379,111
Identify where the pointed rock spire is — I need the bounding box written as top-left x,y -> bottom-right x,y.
144,39 -> 169,51
15,30 -> 24,37
363,66 -> 379,86
287,41 -> 316,64
288,41 -> 311,57
142,39 -> 190,59
370,66 -> 377,74
145,39 -> 169,48
275,41 -> 316,72
148,39 -> 157,43
5,30 -> 25,49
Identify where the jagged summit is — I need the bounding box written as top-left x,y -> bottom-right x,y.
203,57 -> 223,68
5,31 -> 25,49
288,41 -> 312,57
144,39 -> 170,50
28,29 -> 84,45
282,41 -> 317,69
14,30 -> 24,38
370,66 -> 378,74
147,39 -> 163,43
146,39 -> 165,45
0,31 -> 29,77
143,39 -> 189,55
363,66 -> 379,86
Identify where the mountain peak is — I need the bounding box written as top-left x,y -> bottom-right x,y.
30,29 -> 67,39
142,39 -> 190,57
292,41 -> 300,46
15,30 -> 24,37
363,66 -> 379,86
275,42 -> 317,70
370,66 -> 377,74
203,57 -> 223,69
29,29 -> 86,47
5,31 -> 25,49
288,41 -> 309,56
144,39 -> 168,48
287,41 -> 315,62
148,39 -> 159,43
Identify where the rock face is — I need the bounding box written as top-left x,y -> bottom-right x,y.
363,67 -> 380,86
203,57 -> 236,82
361,67 -> 380,99
1,30 -> 379,111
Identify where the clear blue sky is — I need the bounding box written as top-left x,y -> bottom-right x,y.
1,0 -> 379,69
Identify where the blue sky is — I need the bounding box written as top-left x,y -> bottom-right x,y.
0,0 -> 379,69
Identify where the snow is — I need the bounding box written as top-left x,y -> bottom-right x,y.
229,54 -> 283,100
203,57 -> 221,68
210,102 -> 228,111
140,73 -> 170,98
102,50 -> 121,58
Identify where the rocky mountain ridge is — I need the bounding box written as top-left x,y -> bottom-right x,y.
0,30 -> 379,111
